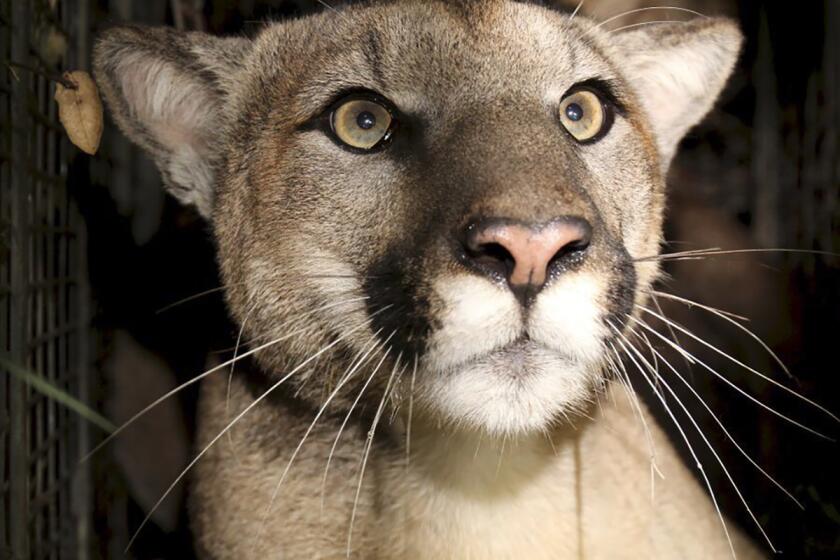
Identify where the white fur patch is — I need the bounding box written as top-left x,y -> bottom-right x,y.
420,272 -> 606,435
424,345 -> 594,435
117,54 -> 219,216
528,272 -> 607,364
425,276 -> 522,372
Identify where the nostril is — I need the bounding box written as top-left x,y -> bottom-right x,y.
547,244 -> 586,279
547,222 -> 591,278
467,241 -> 515,278
547,229 -> 591,271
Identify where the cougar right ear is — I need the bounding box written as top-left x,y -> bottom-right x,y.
93,26 -> 252,218
611,18 -> 743,170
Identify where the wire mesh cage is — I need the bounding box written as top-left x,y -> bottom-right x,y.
0,0 -> 93,558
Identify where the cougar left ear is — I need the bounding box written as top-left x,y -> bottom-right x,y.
93,26 -> 252,218
610,18 -> 743,169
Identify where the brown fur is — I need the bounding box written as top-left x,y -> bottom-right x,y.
94,1 -> 760,558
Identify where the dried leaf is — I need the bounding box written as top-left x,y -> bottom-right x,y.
55,70 -> 103,155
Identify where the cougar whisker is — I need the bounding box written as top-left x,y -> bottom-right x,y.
594,6 -> 708,31
346,353 -> 405,559
607,20 -> 691,34
405,354 -> 418,466
629,314 -> 835,439
570,0 -> 586,20
320,331 -> 398,514
253,330 -> 385,552
155,283 -> 237,314
645,289 -> 748,322
124,307 -> 387,553
82,296 -> 368,463
226,301 -> 260,459
619,325 -> 777,553
605,342 -> 665,488
632,319 -> 804,510
610,324 -> 737,560
314,0 -> 347,20
649,290 -> 792,378
637,306 -> 838,423
635,247 -> 840,263
649,291 -> 697,381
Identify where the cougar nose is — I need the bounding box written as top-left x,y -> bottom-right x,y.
462,217 -> 592,303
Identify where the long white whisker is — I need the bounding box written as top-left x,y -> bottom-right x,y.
605,342 -> 664,483
617,324 -> 776,552
82,296 -> 369,463
650,290 -> 792,379
647,289 -> 748,322
638,325 -> 804,509
629,315 -> 833,440
405,354 -> 418,466
637,306 -> 839,424
609,324 -> 737,560
607,20 -> 690,34
346,353 -> 404,558
570,0 -> 586,20
226,301 -> 260,458
635,247 -> 840,263
253,330 -> 385,550
155,284 -> 236,314
637,328 -> 660,384
124,305 -> 387,553
314,0 -> 347,20
320,331 -> 398,514
594,6 -> 707,30
650,292 -> 698,380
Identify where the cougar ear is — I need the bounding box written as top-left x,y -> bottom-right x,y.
611,18 -> 743,169
93,26 -> 251,218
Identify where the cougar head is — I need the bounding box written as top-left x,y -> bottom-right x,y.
94,0 -> 742,436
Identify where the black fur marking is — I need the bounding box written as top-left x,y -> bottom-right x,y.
362,248 -> 431,364
363,29 -> 386,87
604,243 -> 637,333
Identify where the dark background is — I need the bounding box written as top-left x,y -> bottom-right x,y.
4,0 -> 839,558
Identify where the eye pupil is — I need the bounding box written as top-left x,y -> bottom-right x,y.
356,111 -> 377,130
565,103 -> 584,122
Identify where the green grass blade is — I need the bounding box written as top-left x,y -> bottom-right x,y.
1,358 -> 115,433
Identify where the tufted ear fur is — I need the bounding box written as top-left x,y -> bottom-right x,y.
612,18 -> 743,169
93,26 -> 252,218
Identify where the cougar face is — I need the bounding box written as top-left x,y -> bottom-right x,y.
94,1 -> 741,436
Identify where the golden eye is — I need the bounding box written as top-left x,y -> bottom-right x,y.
558,89 -> 608,143
330,98 -> 394,150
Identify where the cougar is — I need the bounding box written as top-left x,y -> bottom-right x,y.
93,1 -> 766,558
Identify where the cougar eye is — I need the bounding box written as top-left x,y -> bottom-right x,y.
558,89 -> 611,143
330,96 -> 394,151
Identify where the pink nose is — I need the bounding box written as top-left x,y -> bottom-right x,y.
463,217 -> 592,297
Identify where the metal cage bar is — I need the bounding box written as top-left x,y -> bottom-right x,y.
1,0 -> 93,558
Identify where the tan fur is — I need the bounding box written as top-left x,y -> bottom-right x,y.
194,373 -> 763,559
93,1 -> 762,558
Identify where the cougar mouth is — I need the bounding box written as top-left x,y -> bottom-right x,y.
458,338 -> 570,377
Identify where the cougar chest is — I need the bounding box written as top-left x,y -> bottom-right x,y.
374,425 -> 583,559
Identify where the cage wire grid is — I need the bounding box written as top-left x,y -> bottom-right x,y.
1,0 -> 93,559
